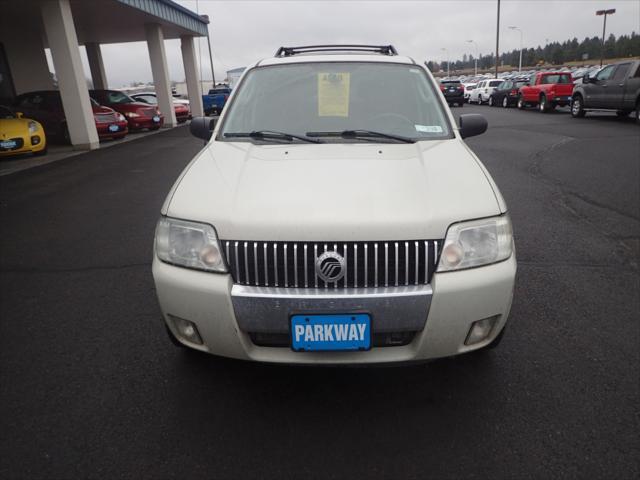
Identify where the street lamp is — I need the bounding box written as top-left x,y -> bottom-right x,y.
441,48 -> 450,77
508,26 -> 523,72
596,9 -> 616,67
466,40 -> 479,76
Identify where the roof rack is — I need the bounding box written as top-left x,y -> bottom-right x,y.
274,44 -> 398,57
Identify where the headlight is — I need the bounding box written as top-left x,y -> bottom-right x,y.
437,215 -> 513,272
28,121 -> 38,134
155,217 -> 227,272
125,112 -> 140,118
117,113 -> 126,122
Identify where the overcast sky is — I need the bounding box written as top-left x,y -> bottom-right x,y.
74,0 -> 640,87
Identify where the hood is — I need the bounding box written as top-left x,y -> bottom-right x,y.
0,118 -> 35,138
92,105 -> 116,114
111,102 -> 155,112
165,139 -> 502,241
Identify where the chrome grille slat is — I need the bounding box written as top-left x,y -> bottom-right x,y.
222,239 -> 442,289
404,241 -> 409,286
253,242 -> 258,286
304,244 -> 308,287
354,244 -> 358,288
243,242 -> 249,284
234,242 -> 240,283
293,244 -> 298,287
263,242 -> 268,286
283,243 -> 288,287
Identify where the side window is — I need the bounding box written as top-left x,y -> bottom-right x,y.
612,63 -> 630,81
595,65 -> 615,81
634,64 -> 640,78
529,74 -> 536,85
502,82 -> 512,90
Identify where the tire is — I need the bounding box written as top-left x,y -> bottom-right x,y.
635,102 -> 640,124
458,101 -> 463,108
571,94 -> 586,118
502,96 -> 509,108
517,95 -> 526,110
539,94 -> 550,113
616,110 -> 630,118
488,96 -> 494,107
477,95 -> 483,105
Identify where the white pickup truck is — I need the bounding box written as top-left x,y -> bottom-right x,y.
152,44 -> 516,364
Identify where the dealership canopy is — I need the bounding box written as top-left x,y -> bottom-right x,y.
0,0 -> 209,149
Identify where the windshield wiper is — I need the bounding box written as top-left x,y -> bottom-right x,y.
224,130 -> 322,143
306,130 -> 414,143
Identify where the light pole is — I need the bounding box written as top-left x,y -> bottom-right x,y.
441,48 -> 450,77
596,9 -> 616,67
495,0 -> 501,78
466,40 -> 478,76
508,26 -> 523,72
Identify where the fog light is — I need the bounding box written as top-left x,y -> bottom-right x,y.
465,316 -> 498,345
169,315 -> 203,345
31,135 -> 41,145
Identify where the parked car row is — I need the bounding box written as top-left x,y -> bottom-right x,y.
451,59 -> 640,122
0,88 -> 198,158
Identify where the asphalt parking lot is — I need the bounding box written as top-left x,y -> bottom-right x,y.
0,106 -> 638,479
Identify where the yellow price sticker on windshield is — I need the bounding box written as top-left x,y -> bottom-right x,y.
318,72 -> 350,117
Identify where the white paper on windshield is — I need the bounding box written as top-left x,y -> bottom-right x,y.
415,125 -> 443,133
318,73 -> 350,117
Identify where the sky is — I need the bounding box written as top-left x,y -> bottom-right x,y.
68,0 -> 640,87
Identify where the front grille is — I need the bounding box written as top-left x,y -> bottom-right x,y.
94,113 -> 116,123
142,108 -> 157,117
222,240 -> 442,288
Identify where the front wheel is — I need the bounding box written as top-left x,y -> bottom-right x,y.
539,95 -> 550,113
517,95 -> 526,110
488,96 -> 494,107
635,103 -> 640,124
502,96 -> 509,108
571,95 -> 586,118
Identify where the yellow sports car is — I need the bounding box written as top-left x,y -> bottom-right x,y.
0,106 -> 47,157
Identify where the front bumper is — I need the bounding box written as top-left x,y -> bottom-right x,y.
0,134 -> 46,156
152,254 -> 516,364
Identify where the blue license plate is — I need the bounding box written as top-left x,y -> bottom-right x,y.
1,140 -> 17,149
152,115 -> 160,122
108,124 -> 119,132
291,314 -> 371,352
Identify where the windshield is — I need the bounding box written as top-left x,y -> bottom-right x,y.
219,62 -> 452,143
104,91 -> 134,104
0,106 -> 15,118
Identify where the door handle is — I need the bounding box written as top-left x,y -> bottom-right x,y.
618,84 -> 624,87
602,85 -> 608,88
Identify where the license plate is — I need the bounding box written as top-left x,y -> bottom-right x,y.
0,140 -> 17,149
291,314 -> 371,352
152,115 -> 160,122
108,124 -> 119,132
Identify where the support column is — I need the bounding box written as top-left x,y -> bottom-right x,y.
145,23 -> 176,127
180,35 -> 203,117
41,0 -> 99,150
85,42 -> 108,90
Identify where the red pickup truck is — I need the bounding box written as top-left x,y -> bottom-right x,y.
517,72 -> 574,112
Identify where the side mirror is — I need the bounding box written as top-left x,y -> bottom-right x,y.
190,116 -> 216,141
459,114 -> 488,139
15,112 -> 23,118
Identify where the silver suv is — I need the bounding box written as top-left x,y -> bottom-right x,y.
152,45 -> 516,364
